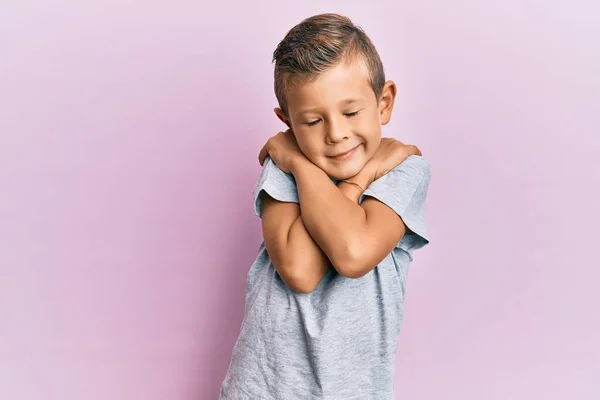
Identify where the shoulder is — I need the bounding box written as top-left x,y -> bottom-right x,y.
365,155 -> 432,252
254,157 -> 296,192
256,157 -> 296,184
389,155 -> 430,179
253,157 -> 298,216
367,155 -> 430,196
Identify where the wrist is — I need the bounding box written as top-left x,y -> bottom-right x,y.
346,164 -> 376,191
337,180 -> 363,203
339,180 -> 365,193
289,154 -> 314,176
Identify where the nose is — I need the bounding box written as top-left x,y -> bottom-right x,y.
325,117 -> 349,144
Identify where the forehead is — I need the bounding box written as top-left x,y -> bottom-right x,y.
286,61 -> 374,115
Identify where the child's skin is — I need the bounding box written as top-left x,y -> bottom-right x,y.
257,57 -> 421,293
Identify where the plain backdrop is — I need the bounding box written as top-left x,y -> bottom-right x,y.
1,1 -> 598,399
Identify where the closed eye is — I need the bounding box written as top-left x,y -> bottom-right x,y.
306,110 -> 360,126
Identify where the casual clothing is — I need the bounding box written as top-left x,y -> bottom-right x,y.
220,155 -> 431,400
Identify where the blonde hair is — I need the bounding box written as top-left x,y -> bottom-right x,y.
273,13 -> 386,116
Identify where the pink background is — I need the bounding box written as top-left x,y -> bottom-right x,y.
1,1 -> 598,399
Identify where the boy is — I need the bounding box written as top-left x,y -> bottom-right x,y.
220,13 -> 431,399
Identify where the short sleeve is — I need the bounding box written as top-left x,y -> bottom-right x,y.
253,157 -> 299,217
359,155 -> 431,253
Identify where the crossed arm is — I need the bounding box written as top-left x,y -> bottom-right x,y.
261,141 -> 419,293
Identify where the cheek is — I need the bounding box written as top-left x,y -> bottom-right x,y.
365,136 -> 381,155
357,120 -> 381,147
356,110 -> 380,134
294,132 -> 321,157
361,133 -> 382,161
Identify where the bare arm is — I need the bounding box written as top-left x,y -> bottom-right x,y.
260,194 -> 330,294
290,158 -> 407,279
258,130 -> 420,283
260,181 -> 365,293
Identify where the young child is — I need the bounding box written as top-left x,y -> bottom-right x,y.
220,13 -> 431,400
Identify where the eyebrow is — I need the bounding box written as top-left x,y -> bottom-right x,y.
298,98 -> 364,116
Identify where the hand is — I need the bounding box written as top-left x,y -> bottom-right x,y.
369,138 -> 422,181
258,129 -> 306,174
346,138 -> 421,189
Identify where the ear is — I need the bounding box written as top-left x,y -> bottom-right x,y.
378,81 -> 397,125
274,108 -> 292,129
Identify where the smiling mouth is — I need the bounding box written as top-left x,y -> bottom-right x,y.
329,145 -> 360,160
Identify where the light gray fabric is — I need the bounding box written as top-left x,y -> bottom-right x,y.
220,155 -> 431,400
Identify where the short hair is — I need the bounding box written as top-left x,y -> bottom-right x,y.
273,13 -> 386,116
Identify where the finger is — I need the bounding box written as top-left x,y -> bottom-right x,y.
258,145 -> 267,165
284,129 -> 296,142
410,145 -> 422,156
402,144 -> 419,156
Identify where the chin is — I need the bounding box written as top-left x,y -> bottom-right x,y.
323,161 -> 366,181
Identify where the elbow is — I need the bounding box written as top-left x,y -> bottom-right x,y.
277,262 -> 321,294
290,281 -> 318,294
330,243 -> 373,279
287,275 -> 320,294
335,261 -> 371,279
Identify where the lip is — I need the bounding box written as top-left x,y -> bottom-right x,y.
329,145 -> 360,161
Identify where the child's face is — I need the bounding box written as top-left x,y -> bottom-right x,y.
277,60 -> 396,180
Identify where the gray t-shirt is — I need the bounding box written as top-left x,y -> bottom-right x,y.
219,155 -> 431,400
